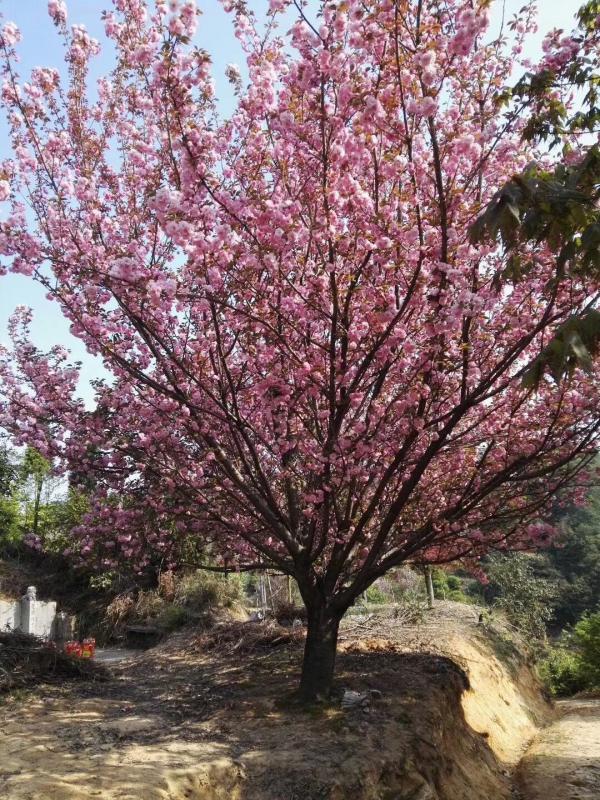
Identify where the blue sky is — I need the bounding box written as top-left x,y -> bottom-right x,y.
0,0 -> 585,404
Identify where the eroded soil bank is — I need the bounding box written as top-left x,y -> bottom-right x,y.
0,603 -> 554,799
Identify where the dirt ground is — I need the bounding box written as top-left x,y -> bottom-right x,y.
518,697 -> 600,800
0,602 -> 563,800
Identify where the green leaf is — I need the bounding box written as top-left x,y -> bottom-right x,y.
523,310 -> 600,388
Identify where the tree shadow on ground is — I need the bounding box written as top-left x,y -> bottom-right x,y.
0,635 -> 529,799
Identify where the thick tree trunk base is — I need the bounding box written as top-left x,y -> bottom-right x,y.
298,609 -> 340,703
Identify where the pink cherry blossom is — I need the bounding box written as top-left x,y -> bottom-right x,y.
0,22 -> 20,47
0,0 -> 598,699
47,0 -> 67,25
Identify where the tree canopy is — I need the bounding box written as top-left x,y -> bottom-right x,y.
0,0 -> 598,699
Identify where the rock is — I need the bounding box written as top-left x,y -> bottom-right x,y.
369,689 -> 383,702
341,690 -> 368,710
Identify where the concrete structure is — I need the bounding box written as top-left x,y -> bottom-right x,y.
0,597 -> 21,631
0,586 -> 57,639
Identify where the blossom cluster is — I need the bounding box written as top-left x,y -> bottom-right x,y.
0,0 -> 597,595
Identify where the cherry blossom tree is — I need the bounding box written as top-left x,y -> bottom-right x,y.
0,0 -> 599,700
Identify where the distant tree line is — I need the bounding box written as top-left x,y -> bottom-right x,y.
0,440 -> 85,557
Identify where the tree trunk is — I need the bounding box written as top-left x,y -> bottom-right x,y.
32,475 -> 43,537
425,565 -> 435,609
259,572 -> 267,615
298,605 -> 341,703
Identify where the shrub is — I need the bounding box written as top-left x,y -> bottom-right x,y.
574,612 -> 600,688
156,604 -> 191,632
484,553 -> 557,642
539,612 -> 600,697
431,569 -> 471,603
100,569 -> 244,640
134,589 -> 165,619
158,569 -> 176,602
390,567 -> 421,594
174,570 -> 244,610
356,570 -> 423,606
392,589 -> 428,624
89,571 -> 120,592
539,647 -> 587,697
365,584 -> 387,604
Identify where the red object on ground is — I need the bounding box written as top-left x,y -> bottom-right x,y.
81,638 -> 96,659
65,641 -> 82,657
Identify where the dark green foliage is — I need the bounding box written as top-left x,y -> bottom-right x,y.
0,494 -> 20,548
0,443 -> 20,548
431,569 -> 471,603
471,1 -> 600,385
0,440 -> 89,557
471,151 -> 600,280
523,309 -> 600,387
574,612 -> 600,688
34,489 -> 89,554
484,553 -> 558,641
549,488 -> 600,627
471,148 -> 600,386
540,612 -> 600,696
155,604 -> 192,631
538,646 -> 587,696
19,447 -> 52,538
19,447 -> 50,485
365,583 -> 387,604
0,443 -> 17,497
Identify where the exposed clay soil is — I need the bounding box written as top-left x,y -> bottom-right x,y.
0,602 -> 556,800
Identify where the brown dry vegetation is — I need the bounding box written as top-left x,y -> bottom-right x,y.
0,630 -> 108,694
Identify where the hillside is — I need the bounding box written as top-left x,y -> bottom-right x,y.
0,602 -> 555,800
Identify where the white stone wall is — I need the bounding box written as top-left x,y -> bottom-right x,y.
0,592 -> 57,639
21,598 -> 57,639
0,598 -> 21,632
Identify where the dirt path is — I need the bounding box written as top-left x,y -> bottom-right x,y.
0,605 -> 556,799
518,697 -> 600,800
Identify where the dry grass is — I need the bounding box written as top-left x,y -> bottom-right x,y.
0,630 -> 108,694
193,619 -> 305,655
101,571 -> 246,640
